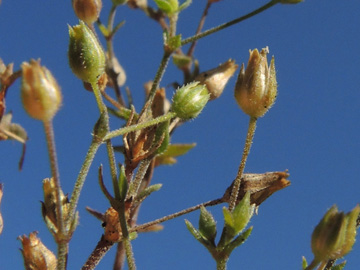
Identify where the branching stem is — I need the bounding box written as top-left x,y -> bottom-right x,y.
181,0 -> 278,46
228,116 -> 257,211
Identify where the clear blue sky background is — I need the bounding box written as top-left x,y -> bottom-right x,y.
0,0 -> 359,269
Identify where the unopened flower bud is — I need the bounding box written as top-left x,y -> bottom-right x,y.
311,205 -> 360,263
195,59 -> 238,100
21,60 -> 62,122
234,47 -> 277,118
171,81 -> 209,120
18,232 -> 57,270
72,0 -> 102,25
68,21 -> 105,83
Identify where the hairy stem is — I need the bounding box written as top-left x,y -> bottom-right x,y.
43,120 -> 67,269
228,116 -> 257,211
216,258 -> 228,270
104,112 -> 176,140
66,139 -> 102,227
181,0 -> 278,46
82,235 -> 114,270
106,140 -> 119,199
127,159 -> 152,200
131,198 -> 223,233
138,52 -> 171,119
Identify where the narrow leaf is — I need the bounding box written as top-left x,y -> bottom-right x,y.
199,206 -> 217,244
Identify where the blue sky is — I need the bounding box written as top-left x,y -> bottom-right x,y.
1,0 -> 360,269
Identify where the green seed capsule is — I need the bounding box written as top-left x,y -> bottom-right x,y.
68,21 -> 105,83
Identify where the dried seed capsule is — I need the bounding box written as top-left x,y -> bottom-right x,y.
72,0 -> 102,24
195,59 -> 238,100
18,232 -> 57,270
234,47 -> 277,118
21,59 -> 62,122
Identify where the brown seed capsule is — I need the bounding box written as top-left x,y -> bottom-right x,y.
234,47 -> 277,118
195,59 -> 238,100
72,0 -> 102,25
18,232 -> 57,270
21,60 -> 62,122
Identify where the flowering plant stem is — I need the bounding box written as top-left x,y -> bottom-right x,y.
228,116 -> 257,211
216,258 -> 228,270
43,120 -> 67,269
104,112 -> 177,140
181,0 -> 278,46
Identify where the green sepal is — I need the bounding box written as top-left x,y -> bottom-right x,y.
301,256 -> 308,270
199,206 -> 217,244
118,165 -> 128,201
332,261 -> 346,270
223,226 -> 253,256
172,53 -> 192,69
154,0 -> 178,15
134,184 -> 162,204
185,219 -> 214,250
68,21 -> 105,83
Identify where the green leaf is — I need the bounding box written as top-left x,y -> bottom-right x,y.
199,206 -> 217,244
232,192 -> 253,234
222,207 -> 234,228
155,143 -> 196,166
118,165 -> 128,201
223,226 -> 253,256
161,143 -> 196,157
135,184 -> 162,204
332,261 -> 346,270
154,120 -> 170,155
185,219 -> 216,254
301,256 -> 308,270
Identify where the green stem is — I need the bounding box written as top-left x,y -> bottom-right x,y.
117,200 -> 136,270
131,198 -> 223,233
169,13 -> 178,38
138,52 -> 171,119
316,261 -> 327,270
106,140 -> 120,199
216,258 -> 228,270
123,238 -> 136,270
103,112 -> 177,140
181,0 -> 278,46
43,120 -> 68,269
91,81 -> 107,114
228,116 -> 257,211
304,259 -> 321,270
66,139 -> 102,227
